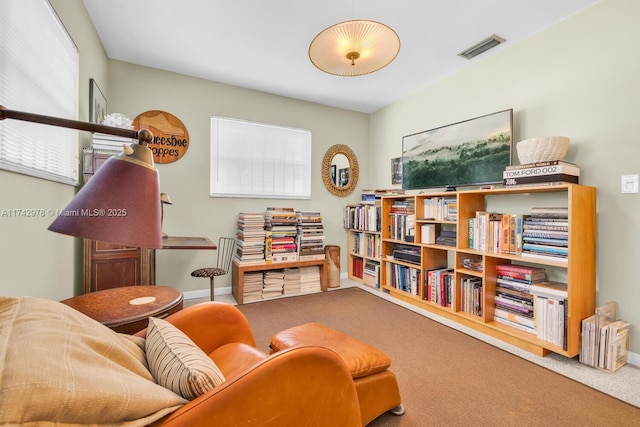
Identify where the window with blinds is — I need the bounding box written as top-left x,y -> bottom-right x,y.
210,117 -> 311,199
0,0 -> 79,185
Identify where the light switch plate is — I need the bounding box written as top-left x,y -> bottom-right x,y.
621,174 -> 639,193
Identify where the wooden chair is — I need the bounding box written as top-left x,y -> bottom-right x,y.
190,237 -> 236,301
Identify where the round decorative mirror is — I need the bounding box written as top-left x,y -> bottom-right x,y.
322,144 -> 359,197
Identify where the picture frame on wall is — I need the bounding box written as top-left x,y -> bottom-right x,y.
391,157 -> 402,184
89,78 -> 107,124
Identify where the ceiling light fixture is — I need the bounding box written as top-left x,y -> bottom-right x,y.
309,10 -> 400,77
0,106 -> 163,249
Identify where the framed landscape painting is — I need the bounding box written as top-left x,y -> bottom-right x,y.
401,109 -> 513,190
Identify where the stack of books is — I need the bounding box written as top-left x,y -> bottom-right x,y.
531,281 -> 569,349
91,132 -> 134,152
493,264 -> 546,334
296,211 -> 326,261
299,266 -> 322,294
235,212 -> 267,264
503,160 -> 580,187
242,271 -> 265,302
265,207 -> 298,263
581,301 -> 631,372
521,207 -> 568,263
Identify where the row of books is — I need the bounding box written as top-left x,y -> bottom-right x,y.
580,301 -> 630,372
242,266 -> 322,302
343,204 -> 381,232
503,160 -> 580,187
467,206 -> 568,264
521,207 -> 568,263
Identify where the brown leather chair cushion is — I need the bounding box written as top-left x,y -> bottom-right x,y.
270,323 -> 391,379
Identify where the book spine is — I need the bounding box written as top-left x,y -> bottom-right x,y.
503,164 -> 580,178
506,160 -> 577,170
504,174 -> 579,186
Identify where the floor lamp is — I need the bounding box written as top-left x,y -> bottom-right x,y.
0,105 -> 163,249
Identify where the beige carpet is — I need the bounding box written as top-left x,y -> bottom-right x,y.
237,288 -> 640,427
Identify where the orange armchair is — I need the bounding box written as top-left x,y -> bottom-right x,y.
136,302 -> 362,426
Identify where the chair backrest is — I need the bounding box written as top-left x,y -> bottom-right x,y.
216,237 -> 236,274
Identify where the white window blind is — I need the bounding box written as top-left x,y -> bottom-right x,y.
0,0 -> 79,185
210,117 -> 311,199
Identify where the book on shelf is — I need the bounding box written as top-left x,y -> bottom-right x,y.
530,207 -> 569,218
505,160 -> 578,170
605,320 -> 630,372
533,296 -> 567,348
520,251 -> 568,264
496,264 -> 546,282
530,281 -> 568,299
503,162 -> 580,178
522,236 -> 569,246
494,307 -> 535,333
509,214 -> 525,254
503,174 -> 579,187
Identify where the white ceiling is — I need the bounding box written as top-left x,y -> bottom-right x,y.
82,0 -> 600,114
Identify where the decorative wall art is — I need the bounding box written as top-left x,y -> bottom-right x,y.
402,109 -> 513,191
133,110 -> 190,164
89,79 -> 107,124
391,157 -> 402,184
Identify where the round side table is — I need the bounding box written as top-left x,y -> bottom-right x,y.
61,285 -> 183,334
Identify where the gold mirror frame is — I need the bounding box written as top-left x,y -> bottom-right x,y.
322,144 -> 359,197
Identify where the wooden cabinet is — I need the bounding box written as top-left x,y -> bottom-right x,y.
344,203 -> 382,288
81,147 -> 155,293
378,183 -> 596,358
83,239 -> 154,293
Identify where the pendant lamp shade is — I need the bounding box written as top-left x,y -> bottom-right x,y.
309,20 -> 400,76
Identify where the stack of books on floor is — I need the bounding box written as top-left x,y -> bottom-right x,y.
296,211 -> 326,261
521,207 -> 568,263
580,301 -> 631,372
235,212 -> 267,264
242,271 -> 265,302
283,268 -> 301,295
265,207 -> 298,263
299,266 -> 322,293
531,280 -> 568,349
262,269 -> 285,298
503,160 -> 580,187
493,264 -> 546,334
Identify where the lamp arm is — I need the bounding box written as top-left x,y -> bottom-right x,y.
0,105 -> 153,145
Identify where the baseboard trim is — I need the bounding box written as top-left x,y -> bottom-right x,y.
183,286 -> 232,301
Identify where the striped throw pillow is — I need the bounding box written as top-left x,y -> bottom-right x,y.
146,316 -> 226,400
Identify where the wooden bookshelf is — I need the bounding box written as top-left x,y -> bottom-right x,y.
232,259 -> 328,304
344,203 -> 382,288
378,183 -> 596,357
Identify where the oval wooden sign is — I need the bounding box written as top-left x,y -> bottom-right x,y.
133,110 -> 189,164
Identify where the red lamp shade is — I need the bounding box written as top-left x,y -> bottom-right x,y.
48,145 -> 162,249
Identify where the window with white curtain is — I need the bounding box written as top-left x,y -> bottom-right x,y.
210,117 -> 311,199
0,0 -> 79,185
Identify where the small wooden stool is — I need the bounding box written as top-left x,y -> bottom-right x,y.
270,323 -> 404,425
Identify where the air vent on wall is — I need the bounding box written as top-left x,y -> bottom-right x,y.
458,34 -> 505,59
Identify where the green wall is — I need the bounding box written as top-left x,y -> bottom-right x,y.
105,61 -> 369,294
369,0 -> 640,356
